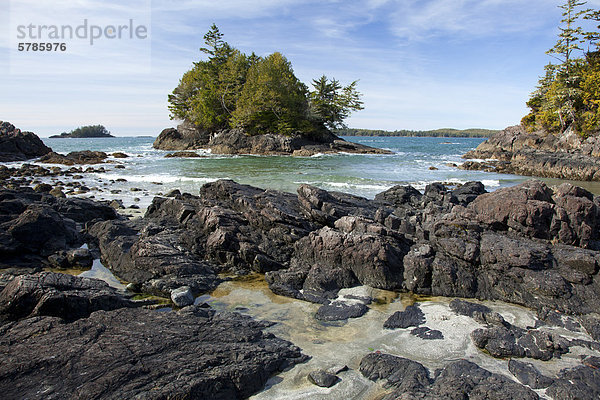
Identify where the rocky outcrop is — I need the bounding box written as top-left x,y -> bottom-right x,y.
0,306 -> 306,400
38,150 -> 108,165
461,125 -> 600,181
153,121 -> 391,156
359,353 -> 538,400
0,121 -> 52,162
0,186 -> 118,271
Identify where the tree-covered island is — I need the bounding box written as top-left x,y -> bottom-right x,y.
50,125 -> 114,138
153,25 -> 390,155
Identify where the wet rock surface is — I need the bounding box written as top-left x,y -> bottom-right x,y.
38,150 -> 108,165
383,304 -> 425,329
0,306 -> 307,400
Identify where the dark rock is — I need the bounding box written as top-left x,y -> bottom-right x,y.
410,326 -> 444,340
449,298 -> 491,317
33,183 -> 52,193
111,152 -> 128,158
546,364 -> 600,400
0,121 -> 52,162
471,324 -> 569,361
508,359 -> 554,389
384,305 -> 425,329
154,121 -> 391,155
315,302 -> 368,321
38,150 -> 108,165
375,184 -> 423,207
0,272 -> 133,322
165,151 -> 204,158
359,353 -> 431,394
451,181 -> 487,205
428,359 -> 538,400
307,370 -> 338,388
0,306 -> 306,399
49,187 -> 65,198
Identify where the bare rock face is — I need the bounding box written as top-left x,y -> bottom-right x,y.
0,272 -> 134,323
462,125 -> 600,181
153,121 -> 391,155
0,121 -> 52,162
359,353 -> 539,400
0,306 -> 307,400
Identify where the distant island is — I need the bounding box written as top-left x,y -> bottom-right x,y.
335,128 -> 498,138
50,125 -> 114,138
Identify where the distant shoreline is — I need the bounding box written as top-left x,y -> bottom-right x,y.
335,128 -> 498,138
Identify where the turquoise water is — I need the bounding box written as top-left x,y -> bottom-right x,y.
41,136 -> 529,202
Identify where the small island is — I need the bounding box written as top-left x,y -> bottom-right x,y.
154,25 -> 390,156
50,125 -> 114,139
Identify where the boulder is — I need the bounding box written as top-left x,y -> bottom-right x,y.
171,286 -> 195,307
508,359 -> 554,389
307,370 -> 338,388
383,305 -> 425,329
0,121 -> 52,162
38,150 -> 108,165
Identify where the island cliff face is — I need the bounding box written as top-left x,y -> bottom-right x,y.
153,121 -> 392,156
461,125 -> 600,181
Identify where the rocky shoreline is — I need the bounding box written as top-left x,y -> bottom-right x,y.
1,174 -> 600,398
461,125 -> 600,181
153,120 -> 392,156
2,123 -> 600,399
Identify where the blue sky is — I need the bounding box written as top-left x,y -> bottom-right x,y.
2,0 -> 599,137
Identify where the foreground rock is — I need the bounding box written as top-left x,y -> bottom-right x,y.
461,125 -> 600,181
153,121 -> 391,156
0,306 -> 306,400
0,121 -> 52,162
0,272 -> 134,323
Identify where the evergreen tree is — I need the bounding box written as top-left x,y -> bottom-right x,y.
309,76 -> 364,129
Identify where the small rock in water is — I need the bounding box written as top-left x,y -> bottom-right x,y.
34,183 -> 52,193
410,326 -> 444,340
315,303 -> 368,321
114,165 -> 125,169
384,304 -> 425,329
171,286 -> 194,307
110,199 -> 124,209
308,370 -> 338,388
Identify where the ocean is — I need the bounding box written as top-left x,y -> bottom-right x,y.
33,135 -> 591,211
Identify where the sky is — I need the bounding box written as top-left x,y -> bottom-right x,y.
1,0 -> 599,137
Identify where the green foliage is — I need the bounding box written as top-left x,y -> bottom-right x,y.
524,1 -> 600,137
231,52 -> 311,135
62,125 -> 112,138
309,76 -> 364,129
168,25 -> 363,135
335,128 -> 498,138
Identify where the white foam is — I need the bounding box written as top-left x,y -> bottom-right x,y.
92,173 -> 218,185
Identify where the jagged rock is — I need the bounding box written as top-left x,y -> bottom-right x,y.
0,272 -> 134,322
410,326 -> 444,340
383,305 -> 425,329
0,306 -> 307,399
0,121 -> 52,162
307,370 -> 338,387
508,359 -> 554,389
164,151 -> 204,158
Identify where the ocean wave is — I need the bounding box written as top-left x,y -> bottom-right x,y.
92,173 -> 219,184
